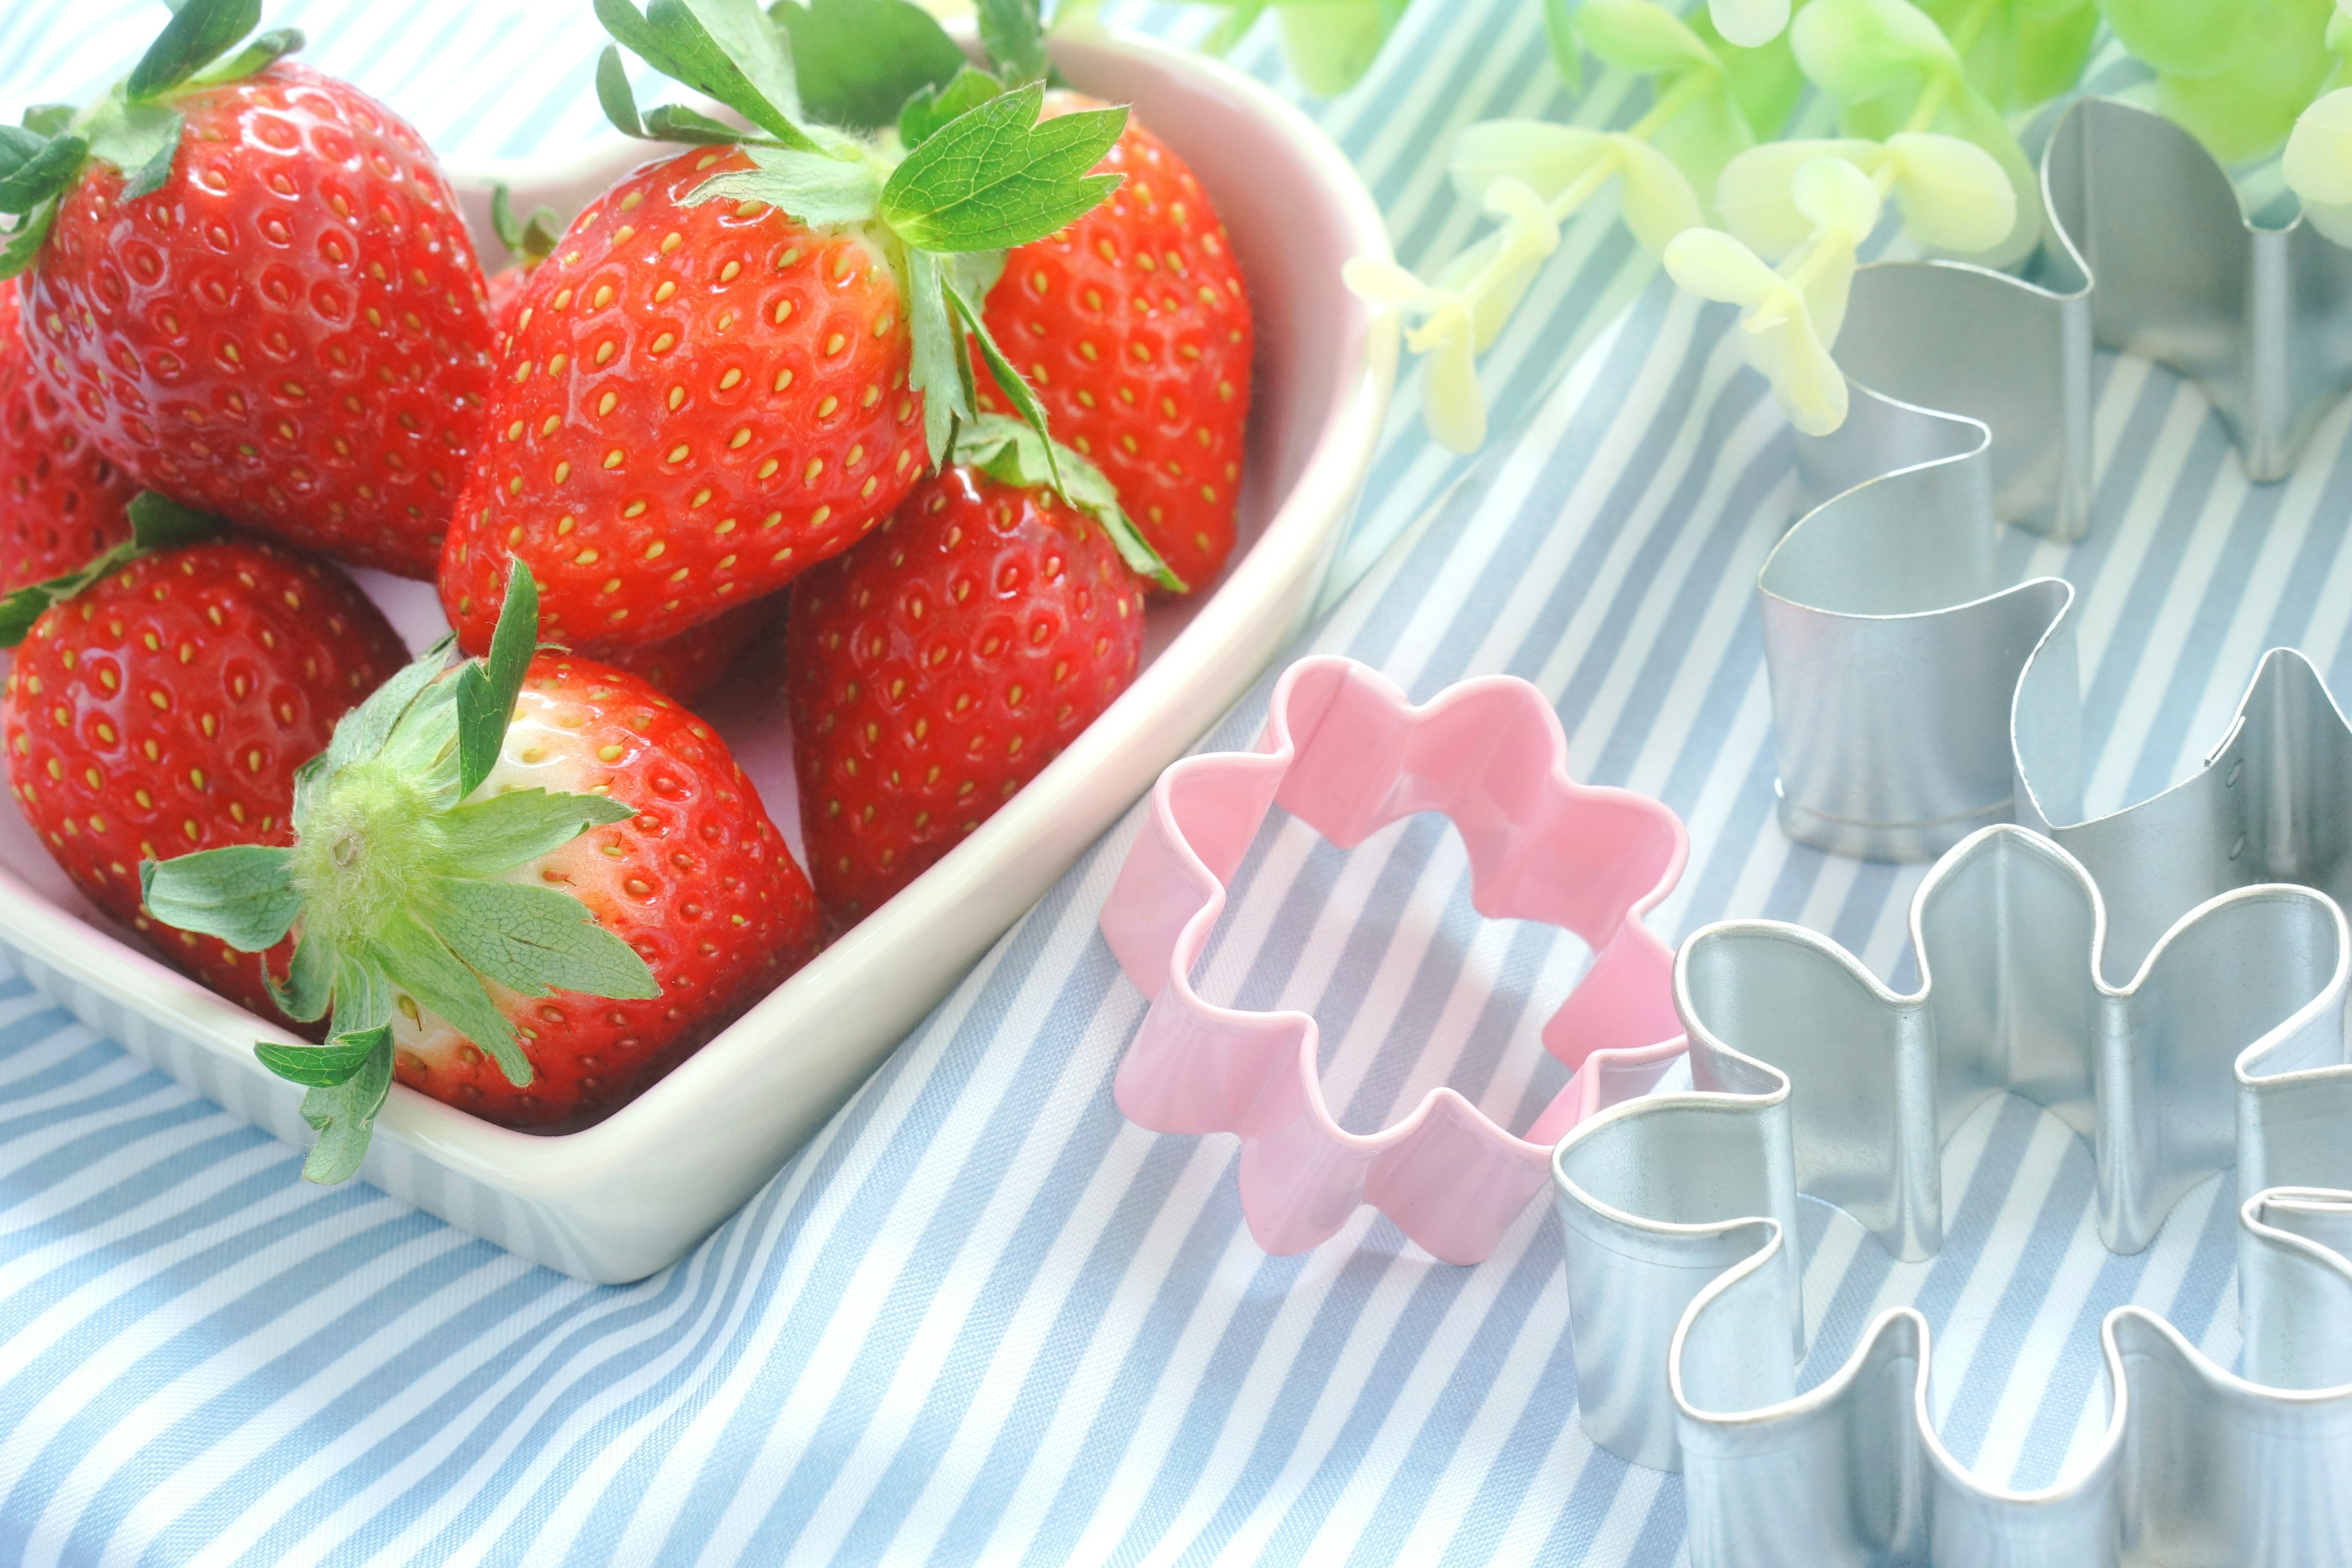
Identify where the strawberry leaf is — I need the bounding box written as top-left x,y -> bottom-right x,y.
126,0 -> 261,103
878,83 -> 1125,252
186,27 -> 305,89
952,413 -> 1185,590
0,490 -> 222,646
0,197 -> 54,282
257,1030 -> 381,1088
371,907 -> 534,1086
904,246 -> 975,465
944,276 -> 1060,491
426,880 -> 661,1001
137,843 -> 302,952
489,184 -> 562,265
597,0 -> 821,151
976,0 -> 1049,85
643,104 -> 757,144
774,0 -> 967,132
440,790 -> 636,875
596,45 -> 651,138
685,143 -> 883,227
900,66 -> 1004,149
455,560 -> 538,798
0,133 -> 85,216
294,1025 -> 393,1184
265,933 -> 336,1023
20,107 -> 74,138
80,95 -> 186,200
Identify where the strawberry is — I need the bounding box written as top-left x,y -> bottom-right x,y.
0,501 -> 409,1021
979,95 -> 1253,594
142,562 -> 823,1178
590,597 -> 775,704
436,148 -> 926,652
434,0 -> 1133,655
484,183 -> 562,352
0,283 -> 136,592
1,6 -> 494,579
788,417 -> 1169,919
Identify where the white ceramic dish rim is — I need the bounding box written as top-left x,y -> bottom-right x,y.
0,26 -> 1396,1264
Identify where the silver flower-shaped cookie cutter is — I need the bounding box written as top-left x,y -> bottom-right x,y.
1552,824 -> 2352,1563
1099,655 -> 1687,1265
1763,94 -> 2352,930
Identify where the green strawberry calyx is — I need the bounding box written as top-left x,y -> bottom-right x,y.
596,0 -> 1125,469
139,561 -> 660,1185
0,0 -> 306,279
0,492 -> 224,647
491,183 -> 565,270
951,413 -> 1185,592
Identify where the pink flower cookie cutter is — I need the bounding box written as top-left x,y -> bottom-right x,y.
1099,655 -> 1690,1265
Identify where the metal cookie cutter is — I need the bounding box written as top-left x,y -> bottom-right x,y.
1100,655 -> 1687,1265
1763,95 -> 2352,887
1552,824 -> 2352,1565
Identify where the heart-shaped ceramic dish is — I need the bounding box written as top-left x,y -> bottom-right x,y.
0,26 -> 1396,1282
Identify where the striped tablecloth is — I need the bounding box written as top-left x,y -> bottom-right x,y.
0,2 -> 2326,1562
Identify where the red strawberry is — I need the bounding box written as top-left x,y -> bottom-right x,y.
13,40 -> 494,579
382,652 -> 818,1131
485,183 -> 562,355
979,95 -> 1253,594
437,148 -> 925,654
140,563 -> 822,1177
588,597 -> 775,704
435,7 -> 1137,658
1,521 -> 408,1020
788,420 -> 1157,919
0,284 -> 136,592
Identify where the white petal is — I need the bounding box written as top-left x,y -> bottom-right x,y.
1882,132 -> 2016,254
1662,227 -> 1785,307
1449,121 -> 1610,203
1715,138 -> 1880,258
1342,255 -> 1441,312
1790,153 -> 1882,239
1709,0 -> 1790,47
1609,133 -> 1703,256
2286,89 -> 2352,211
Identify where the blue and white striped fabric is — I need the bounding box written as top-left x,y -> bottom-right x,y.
0,2 -> 2328,1562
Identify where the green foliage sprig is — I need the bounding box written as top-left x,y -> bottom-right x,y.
1349,0 -> 2352,450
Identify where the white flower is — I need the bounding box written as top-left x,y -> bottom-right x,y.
1664,156 -> 1883,435
2286,89 -> 2352,248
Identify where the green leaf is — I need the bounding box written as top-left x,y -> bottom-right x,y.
951,413 -> 1183,590
641,103 -> 758,143
127,489 -> 222,551
265,932 -> 336,1023
1274,0 -> 1404,96
0,133 -> 86,216
426,878 -> 662,1002
596,44 -> 648,137
878,83 -> 1125,252
597,0 -> 821,151
440,790 -> 636,875
20,106 -> 74,138
685,142 -> 883,226
186,26 -> 304,88
369,908 -> 533,1086
946,277 -> 1060,491
311,634 -> 454,782
903,246 -> 971,466
0,197 -> 55,282
1200,0 -> 1268,58
126,0 -> 261,102
976,0 -> 1049,84
900,66 -> 1006,148
774,0 -> 966,131
456,560 -> 539,799
295,1027 -> 393,1184
491,182 -> 523,250
0,126 -> 44,181
1542,0 -> 1583,91
81,95 -> 186,197
257,1030 -> 382,1088
138,844 -> 301,952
